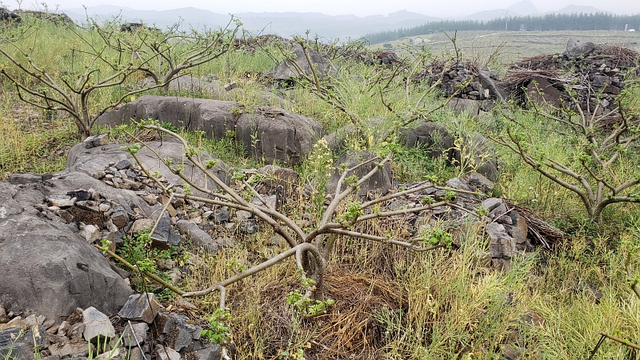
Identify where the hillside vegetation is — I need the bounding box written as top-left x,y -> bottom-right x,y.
2,13 -> 640,360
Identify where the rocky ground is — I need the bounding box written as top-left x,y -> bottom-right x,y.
0,131 -> 560,359
1,37 -> 634,360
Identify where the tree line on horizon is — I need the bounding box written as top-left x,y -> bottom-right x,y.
364,13 -> 640,44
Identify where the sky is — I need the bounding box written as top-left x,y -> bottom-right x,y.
8,0 -> 640,18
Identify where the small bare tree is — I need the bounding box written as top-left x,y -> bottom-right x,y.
117,122 -> 476,335
0,15 -> 239,137
93,17 -> 241,92
492,87 -> 640,223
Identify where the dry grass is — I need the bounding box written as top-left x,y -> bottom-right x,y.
254,265 -> 404,359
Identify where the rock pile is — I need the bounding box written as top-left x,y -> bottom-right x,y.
0,8 -> 73,24
372,50 -> 402,65
0,293 -> 222,360
388,173 -> 546,270
413,60 -> 506,102
506,39 -> 639,115
0,7 -> 20,22
66,137 -> 310,253
410,39 -> 638,122
70,136 -> 553,271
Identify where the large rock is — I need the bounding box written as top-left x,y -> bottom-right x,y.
323,124 -> 356,153
0,174 -> 134,324
235,106 -> 323,165
268,44 -> 334,82
447,98 -> 481,116
466,133 -> 499,182
327,151 -> 393,196
525,77 -> 563,108
478,69 -> 507,102
564,37 -> 595,58
96,96 -> 238,139
399,121 -> 455,161
95,96 -> 322,166
323,118 -> 386,154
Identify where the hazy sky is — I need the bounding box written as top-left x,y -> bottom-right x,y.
10,0 -> 640,18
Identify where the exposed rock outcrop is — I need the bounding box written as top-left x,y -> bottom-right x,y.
0,173 -> 134,324
96,96 -> 322,166
267,44 -> 334,82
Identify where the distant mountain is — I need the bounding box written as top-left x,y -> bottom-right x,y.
555,5 -> 606,14
464,9 -> 516,21
463,2 -> 605,21
508,0 -> 540,16
62,6 -> 440,39
64,6 -> 231,29
462,0 -> 540,21
60,2 -> 613,39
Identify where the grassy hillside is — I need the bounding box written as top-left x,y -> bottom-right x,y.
378,30 -> 640,66
2,16 -> 640,359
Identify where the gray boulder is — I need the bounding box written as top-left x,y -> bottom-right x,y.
454,133 -> 498,182
95,96 -> 323,166
478,69 -> 507,102
447,98 -> 481,116
399,121 -> 455,161
260,91 -> 291,108
564,37 -> 595,58
469,133 -> 499,182
327,151 -> 393,196
323,118 -> 386,154
0,174 -> 134,324
236,106 -> 322,166
268,44 -> 334,82
95,96 -> 238,139
323,124 -> 356,153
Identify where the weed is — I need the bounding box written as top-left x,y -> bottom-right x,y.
201,309 -> 231,345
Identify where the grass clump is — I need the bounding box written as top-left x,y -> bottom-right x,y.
0,92 -> 77,179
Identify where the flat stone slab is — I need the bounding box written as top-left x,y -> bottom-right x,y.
118,293 -> 162,324
82,307 -> 115,342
